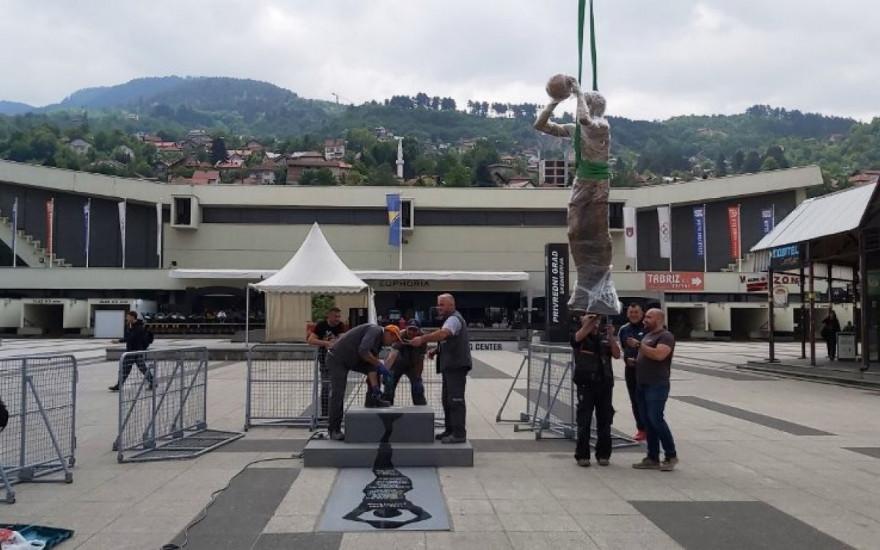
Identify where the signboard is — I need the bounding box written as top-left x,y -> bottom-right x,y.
770,244 -> 802,270
740,273 -> 801,292
645,272 -> 704,291
377,280 -> 431,289
469,341 -> 519,352
544,243 -> 569,342
772,286 -> 789,307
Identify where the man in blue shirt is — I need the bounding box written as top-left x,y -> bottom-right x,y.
618,303 -> 647,441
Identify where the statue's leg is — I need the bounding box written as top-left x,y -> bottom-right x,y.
567,177 -> 620,315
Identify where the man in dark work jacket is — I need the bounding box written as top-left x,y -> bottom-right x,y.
571,313 -> 621,467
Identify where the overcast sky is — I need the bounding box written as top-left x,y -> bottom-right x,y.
2,0 -> 878,121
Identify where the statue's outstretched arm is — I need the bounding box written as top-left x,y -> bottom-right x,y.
534,101 -> 574,138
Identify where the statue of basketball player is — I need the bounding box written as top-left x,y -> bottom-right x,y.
534,75 -> 620,315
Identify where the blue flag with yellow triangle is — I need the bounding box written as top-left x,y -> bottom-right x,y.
386,193 -> 401,247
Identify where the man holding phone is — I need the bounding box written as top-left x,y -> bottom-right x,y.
570,313 -> 621,467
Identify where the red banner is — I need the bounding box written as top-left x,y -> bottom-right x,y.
46,198 -> 55,259
645,272 -> 705,291
727,205 -> 741,260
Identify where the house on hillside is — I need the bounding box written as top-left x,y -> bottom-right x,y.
246,140 -> 264,152
190,170 -> 221,185
249,161 -> 278,185
68,138 -> 92,156
215,158 -> 244,171
850,170 -> 880,187
286,153 -> 352,184
324,139 -> 346,161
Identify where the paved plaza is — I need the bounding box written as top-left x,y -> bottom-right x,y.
2,338 -> 879,549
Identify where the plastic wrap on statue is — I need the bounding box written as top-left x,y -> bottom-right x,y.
534,81 -> 620,315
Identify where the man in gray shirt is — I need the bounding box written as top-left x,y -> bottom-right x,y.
410,294 -> 472,444
631,308 -> 679,472
325,323 -> 400,441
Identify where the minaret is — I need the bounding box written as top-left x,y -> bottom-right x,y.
396,137 -> 404,179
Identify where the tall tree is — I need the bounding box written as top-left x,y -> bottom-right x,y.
440,97 -> 457,111
715,152 -> 727,176
210,137 -> 228,164
743,150 -> 762,173
731,150 -> 745,173
444,163 -> 471,187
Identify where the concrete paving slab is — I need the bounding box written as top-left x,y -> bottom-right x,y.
631,501 -> 853,550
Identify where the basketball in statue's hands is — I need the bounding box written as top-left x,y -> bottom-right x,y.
545,74 -> 573,101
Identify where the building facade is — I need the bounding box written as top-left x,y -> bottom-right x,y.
0,160 -> 839,338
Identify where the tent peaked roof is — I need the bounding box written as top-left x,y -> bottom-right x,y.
253,222 -> 367,293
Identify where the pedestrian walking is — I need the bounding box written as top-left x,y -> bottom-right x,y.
109,311 -> 154,392
821,309 -> 841,360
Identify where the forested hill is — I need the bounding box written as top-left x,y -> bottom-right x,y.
1,76 -> 877,182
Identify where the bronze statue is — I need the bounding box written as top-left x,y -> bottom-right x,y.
534,75 -> 620,315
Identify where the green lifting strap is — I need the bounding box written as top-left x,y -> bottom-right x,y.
574,0 -> 609,180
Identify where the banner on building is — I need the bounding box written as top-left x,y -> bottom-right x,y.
118,201 -> 127,268
386,193 -> 401,247
761,207 -> 775,236
544,243 -> 569,342
645,271 -> 705,291
657,206 -> 672,259
623,206 -> 637,259
46,198 -> 55,263
692,205 -> 706,259
84,199 -> 91,268
727,205 -> 741,260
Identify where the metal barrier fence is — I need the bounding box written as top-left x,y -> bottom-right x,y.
0,355 -> 77,504
114,347 -> 242,462
245,344 -> 319,430
244,344 -> 445,430
497,343 -> 638,448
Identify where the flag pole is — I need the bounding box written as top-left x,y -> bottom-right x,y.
668,203 -> 673,272
11,197 -> 18,268
398,217 -> 403,270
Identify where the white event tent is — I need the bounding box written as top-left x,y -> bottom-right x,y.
246,223 -> 377,342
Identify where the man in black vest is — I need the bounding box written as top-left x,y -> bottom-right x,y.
571,313 -> 621,467
410,293 -> 471,444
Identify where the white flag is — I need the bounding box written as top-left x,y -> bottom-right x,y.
623,207 -> 637,259
156,203 -> 162,263
118,201 -> 127,268
657,206 -> 672,259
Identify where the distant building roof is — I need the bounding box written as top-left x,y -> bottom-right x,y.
191,170 -> 220,184
752,183 -> 877,252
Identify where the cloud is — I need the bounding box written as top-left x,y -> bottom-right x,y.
0,0 -> 877,121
